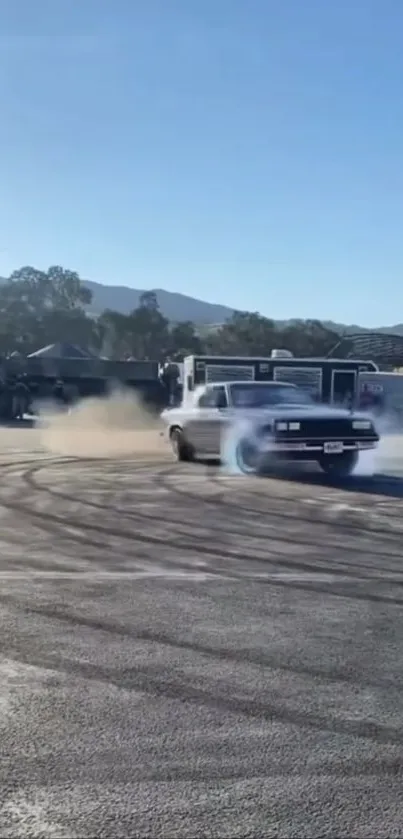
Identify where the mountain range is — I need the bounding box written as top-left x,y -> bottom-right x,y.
83,279 -> 403,337
2,275 -> 403,336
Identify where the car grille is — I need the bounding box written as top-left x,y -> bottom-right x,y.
284,418 -> 369,438
302,418 -> 355,437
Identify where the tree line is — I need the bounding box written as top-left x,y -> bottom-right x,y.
0,265 -> 342,360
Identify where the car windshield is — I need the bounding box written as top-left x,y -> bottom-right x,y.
230,383 -> 314,408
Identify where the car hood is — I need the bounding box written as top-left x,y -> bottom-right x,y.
236,404 -> 372,422
161,403 -> 374,423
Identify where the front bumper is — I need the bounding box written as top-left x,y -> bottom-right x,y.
260,437 -> 378,459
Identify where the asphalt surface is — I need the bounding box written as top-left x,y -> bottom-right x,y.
1,437 -> 403,837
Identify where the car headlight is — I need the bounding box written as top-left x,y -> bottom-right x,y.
352,420 -> 372,430
289,422 -> 301,431
276,421 -> 300,431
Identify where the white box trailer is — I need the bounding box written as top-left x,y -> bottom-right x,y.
183,353 -> 378,407
358,370 -> 403,421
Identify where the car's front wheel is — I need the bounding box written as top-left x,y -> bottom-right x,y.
235,437 -> 264,474
318,450 -> 358,477
170,427 -> 195,462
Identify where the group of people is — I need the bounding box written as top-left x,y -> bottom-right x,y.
0,374 -> 32,420
0,375 -> 71,421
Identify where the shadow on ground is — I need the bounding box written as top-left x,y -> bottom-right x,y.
259,468 -> 403,499
0,418 -> 36,429
208,456 -> 403,499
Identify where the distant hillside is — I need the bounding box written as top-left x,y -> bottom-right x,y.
2,275 -> 403,335
83,281 -> 403,335
83,281 -> 235,324
84,281 -> 403,335
0,276 -> 235,325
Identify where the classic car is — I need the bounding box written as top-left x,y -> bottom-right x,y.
160,379 -> 379,476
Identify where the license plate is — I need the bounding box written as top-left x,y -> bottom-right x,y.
323,441 -> 343,454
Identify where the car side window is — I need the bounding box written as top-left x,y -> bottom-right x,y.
198,387 -> 228,409
213,386 -> 228,408
198,388 -> 216,408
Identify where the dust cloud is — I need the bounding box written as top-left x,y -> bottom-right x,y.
35,387 -> 167,459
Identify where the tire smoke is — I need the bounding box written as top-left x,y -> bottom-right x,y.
221,416 -> 274,475
354,412 -> 403,476
221,410 -> 403,479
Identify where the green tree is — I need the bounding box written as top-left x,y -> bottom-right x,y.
129,299 -> 169,359
0,266 -> 343,363
279,319 -> 340,357
96,293 -> 170,359
0,265 -> 94,354
168,321 -> 202,359
208,311 -> 276,355
139,290 -> 159,311
95,309 -> 132,358
9,265 -> 92,312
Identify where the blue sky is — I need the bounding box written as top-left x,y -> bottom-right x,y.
0,0 -> 402,326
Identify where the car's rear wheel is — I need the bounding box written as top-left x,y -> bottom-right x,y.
170,428 -> 195,462
318,450 -> 358,477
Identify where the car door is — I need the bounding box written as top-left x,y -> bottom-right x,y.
185,387 -> 224,454
208,386 -> 230,453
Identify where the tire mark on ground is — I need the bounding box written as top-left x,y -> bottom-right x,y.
23,464 -> 403,567
0,457 -> 403,605
1,641 -> 402,747
6,463 -> 403,586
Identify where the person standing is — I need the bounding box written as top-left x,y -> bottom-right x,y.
160,358 -> 180,406
52,378 -> 68,408
11,374 -> 30,420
